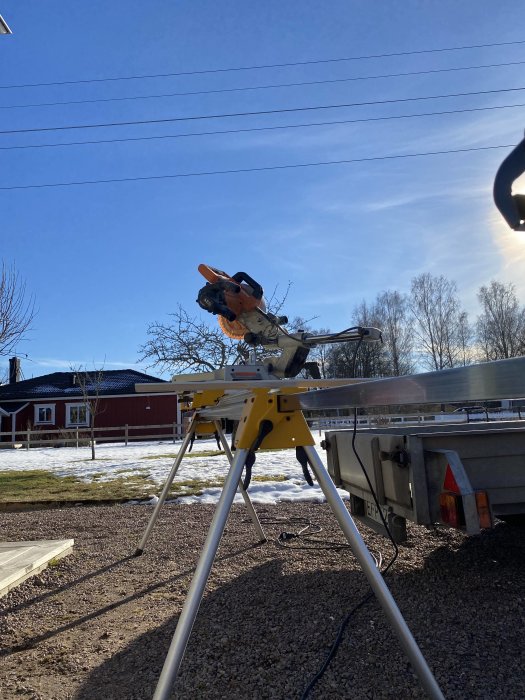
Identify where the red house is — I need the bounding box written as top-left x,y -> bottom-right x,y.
0,361 -> 180,446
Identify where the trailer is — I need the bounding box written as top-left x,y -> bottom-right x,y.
324,419 -> 525,542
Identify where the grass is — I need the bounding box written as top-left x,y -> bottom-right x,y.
47,557 -> 63,568
163,473 -> 288,497
0,470 -> 158,504
141,447 -> 289,461
0,469 -> 290,506
252,474 -> 287,482
169,477 -> 224,497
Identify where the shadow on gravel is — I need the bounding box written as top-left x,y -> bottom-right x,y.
420,518 -> 525,567
1,542 -> 261,660
2,554 -> 136,618
75,523 -> 525,700
74,559 -> 420,700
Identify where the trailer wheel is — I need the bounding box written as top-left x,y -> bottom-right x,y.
499,514 -> 525,526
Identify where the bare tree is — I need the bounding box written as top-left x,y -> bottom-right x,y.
409,273 -> 466,370
353,299 -> 390,377
326,300 -> 388,378
306,327 -> 332,378
476,280 -> 525,360
70,366 -> 105,460
139,305 -> 247,375
325,343 -> 355,378
376,290 -> 414,376
325,292 -> 413,379
139,283 -> 296,376
457,311 -> 475,366
0,262 -> 35,356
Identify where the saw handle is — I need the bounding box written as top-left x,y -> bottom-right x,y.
198,264 -> 263,300
231,271 -> 264,300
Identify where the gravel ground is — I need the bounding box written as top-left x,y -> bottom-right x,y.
0,502 -> 524,700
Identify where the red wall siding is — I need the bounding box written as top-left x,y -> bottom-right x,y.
1,394 -> 179,442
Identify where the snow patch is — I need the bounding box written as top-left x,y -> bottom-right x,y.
0,435 -> 347,506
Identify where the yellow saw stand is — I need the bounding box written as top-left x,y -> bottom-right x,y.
136,383 -> 444,700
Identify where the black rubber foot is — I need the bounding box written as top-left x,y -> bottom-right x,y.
134,548 -> 144,557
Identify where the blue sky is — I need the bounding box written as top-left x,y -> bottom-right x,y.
2,1 -> 525,380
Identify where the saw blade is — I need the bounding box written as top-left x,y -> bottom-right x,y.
218,315 -> 247,339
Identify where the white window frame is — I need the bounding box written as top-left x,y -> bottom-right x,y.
34,404 -> 55,425
65,402 -> 90,428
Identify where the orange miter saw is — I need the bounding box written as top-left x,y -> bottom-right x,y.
197,264 -> 276,340
197,264 -> 382,379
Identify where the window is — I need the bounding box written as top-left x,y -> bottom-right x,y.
35,404 -> 55,424
66,403 -> 90,427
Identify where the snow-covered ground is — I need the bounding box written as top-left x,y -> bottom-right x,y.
0,435 -> 349,506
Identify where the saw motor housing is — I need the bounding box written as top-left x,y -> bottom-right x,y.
197,264 -> 274,340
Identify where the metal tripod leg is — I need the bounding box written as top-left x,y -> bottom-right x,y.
213,420 -> 266,543
303,445 -> 444,700
153,448 -> 251,700
134,415 -> 198,556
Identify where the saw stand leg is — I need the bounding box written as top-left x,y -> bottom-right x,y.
153,447 -> 251,700
134,415 -> 265,557
212,420 -> 266,543
151,444 -> 444,700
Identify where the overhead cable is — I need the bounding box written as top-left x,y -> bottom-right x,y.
0,143 -> 513,191
1,85 -> 525,136
1,102 -> 523,152
1,59 -> 524,111
1,38 -> 524,90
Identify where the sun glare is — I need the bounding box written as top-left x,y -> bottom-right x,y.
488,211 -> 525,295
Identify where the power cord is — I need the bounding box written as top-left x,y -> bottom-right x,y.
301,338 -> 399,698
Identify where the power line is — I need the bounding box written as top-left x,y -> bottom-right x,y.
2,59 -> 525,111
1,102 -> 523,153
1,38 -> 524,90
0,143 -> 513,191
2,85 -> 525,136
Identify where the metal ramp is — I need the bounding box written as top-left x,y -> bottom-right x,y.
0,539 -> 74,598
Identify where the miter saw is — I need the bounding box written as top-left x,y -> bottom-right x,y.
196,263 -> 381,379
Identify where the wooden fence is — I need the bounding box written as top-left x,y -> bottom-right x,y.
1,409 -> 523,449
0,422 -> 186,449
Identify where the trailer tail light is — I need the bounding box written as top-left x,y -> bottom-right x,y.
439,492 -> 465,529
443,464 -> 460,493
475,491 -> 492,529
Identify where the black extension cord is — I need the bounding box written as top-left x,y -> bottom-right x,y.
300,340 -> 399,698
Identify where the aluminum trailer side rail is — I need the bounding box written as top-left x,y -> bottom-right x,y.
296,356 -> 525,411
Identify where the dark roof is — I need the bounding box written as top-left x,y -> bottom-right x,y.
0,369 -> 165,402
